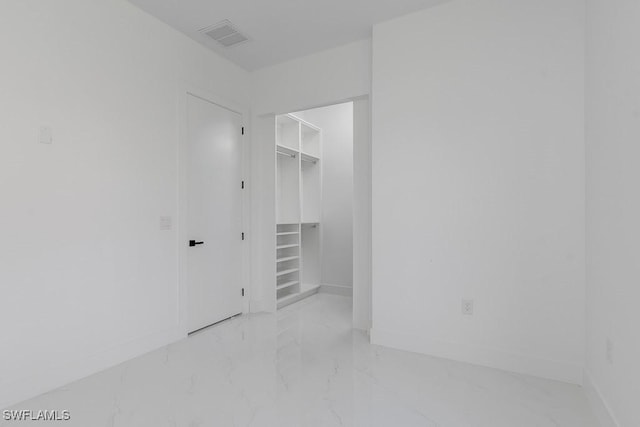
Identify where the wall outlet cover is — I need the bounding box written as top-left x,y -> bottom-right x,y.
462,299 -> 474,316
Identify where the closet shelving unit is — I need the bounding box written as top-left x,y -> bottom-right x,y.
276,114 -> 322,309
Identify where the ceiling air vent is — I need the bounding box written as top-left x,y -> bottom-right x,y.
200,20 -> 250,48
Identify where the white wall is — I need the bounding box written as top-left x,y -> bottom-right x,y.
352,98 -> 372,330
251,39 -> 371,116
250,40 -> 370,315
371,0 -> 586,383
0,0 -> 249,408
296,103 -> 354,292
585,0 -> 640,425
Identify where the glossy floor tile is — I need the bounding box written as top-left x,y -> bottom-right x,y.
3,294 -> 598,426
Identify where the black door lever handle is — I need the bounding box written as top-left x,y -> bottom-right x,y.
189,240 -> 205,247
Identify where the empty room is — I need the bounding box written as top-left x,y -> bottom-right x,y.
1,0 -> 638,426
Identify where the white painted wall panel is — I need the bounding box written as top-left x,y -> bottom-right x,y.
586,0 -> 640,425
371,0 -> 586,383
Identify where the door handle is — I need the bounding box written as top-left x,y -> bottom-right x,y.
189,240 -> 205,247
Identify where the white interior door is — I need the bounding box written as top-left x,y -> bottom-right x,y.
186,94 -> 243,333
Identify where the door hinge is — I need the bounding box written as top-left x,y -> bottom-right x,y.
242,288 -> 245,297
241,127 -> 245,135
241,180 -> 245,189
242,232 -> 245,240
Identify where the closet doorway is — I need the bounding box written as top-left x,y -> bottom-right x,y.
275,102 -> 355,310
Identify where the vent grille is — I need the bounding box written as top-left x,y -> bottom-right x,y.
200,20 -> 250,48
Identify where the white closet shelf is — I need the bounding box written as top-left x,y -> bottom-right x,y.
277,293 -> 300,305
300,152 -> 319,163
276,145 -> 298,157
276,243 -> 299,250
277,283 -> 320,309
300,120 -> 321,133
277,255 -> 300,263
277,231 -> 299,236
276,268 -> 299,277
278,114 -> 300,126
277,280 -> 299,291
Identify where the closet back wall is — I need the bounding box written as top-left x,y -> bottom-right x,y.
0,0 -> 249,408
297,103 -> 354,293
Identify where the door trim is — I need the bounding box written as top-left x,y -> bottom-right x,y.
177,83 -> 250,337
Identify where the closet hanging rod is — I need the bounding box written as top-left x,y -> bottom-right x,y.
277,151 -> 296,159
301,157 -> 317,164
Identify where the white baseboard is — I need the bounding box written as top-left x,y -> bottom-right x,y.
0,325 -> 185,410
370,327 -> 584,385
584,371 -> 620,427
320,283 -> 353,297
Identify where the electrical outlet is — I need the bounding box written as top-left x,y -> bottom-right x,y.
462,299 -> 474,316
606,338 -> 614,365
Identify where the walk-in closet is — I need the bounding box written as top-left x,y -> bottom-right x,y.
274,103 -> 354,309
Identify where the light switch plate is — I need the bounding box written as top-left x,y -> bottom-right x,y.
159,216 -> 172,231
38,126 -> 52,144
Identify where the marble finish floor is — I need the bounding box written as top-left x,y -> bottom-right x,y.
4,294 -> 598,427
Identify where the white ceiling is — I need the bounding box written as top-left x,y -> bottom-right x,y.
128,0 -> 449,71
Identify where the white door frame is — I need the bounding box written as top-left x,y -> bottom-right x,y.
251,95 -> 372,331
177,84 -> 251,336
